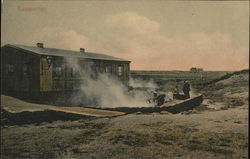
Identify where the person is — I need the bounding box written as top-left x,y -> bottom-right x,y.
183,81 -> 190,98
156,94 -> 166,106
153,93 -> 165,106
172,85 -> 179,99
147,92 -> 157,104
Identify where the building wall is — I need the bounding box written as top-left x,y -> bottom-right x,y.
40,56 -> 53,92
40,56 -> 70,92
1,46 -> 40,94
40,57 -> 130,92
99,60 -> 130,85
1,46 -> 130,95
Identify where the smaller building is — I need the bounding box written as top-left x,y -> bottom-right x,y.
190,67 -> 203,73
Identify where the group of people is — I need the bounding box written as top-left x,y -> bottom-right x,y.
149,80 -> 191,106
172,80 -> 190,100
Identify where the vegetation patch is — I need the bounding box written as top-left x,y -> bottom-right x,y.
186,143 -> 233,154
107,129 -> 152,147
106,126 -> 198,147
226,98 -> 245,107
139,121 -> 172,128
1,120 -> 107,159
185,132 -> 248,155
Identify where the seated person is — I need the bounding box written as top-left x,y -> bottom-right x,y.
172,85 -> 188,100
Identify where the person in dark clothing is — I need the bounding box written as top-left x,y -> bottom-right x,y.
183,81 -> 190,98
172,85 -> 179,100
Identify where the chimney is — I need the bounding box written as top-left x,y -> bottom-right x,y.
37,43 -> 44,48
80,48 -> 85,53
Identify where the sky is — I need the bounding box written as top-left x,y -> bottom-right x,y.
1,0 -> 249,71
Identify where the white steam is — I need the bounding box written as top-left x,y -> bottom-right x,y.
65,57 -> 155,108
129,78 -> 157,88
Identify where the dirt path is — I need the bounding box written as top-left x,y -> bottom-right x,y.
1,95 -> 125,118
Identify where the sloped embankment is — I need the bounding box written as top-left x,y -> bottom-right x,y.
198,69 -> 249,109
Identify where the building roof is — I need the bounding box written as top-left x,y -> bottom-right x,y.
5,44 -> 130,62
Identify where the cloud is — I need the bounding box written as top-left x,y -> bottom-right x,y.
105,11 -> 160,35
4,11 -> 248,71
7,27 -> 90,51
102,12 -> 248,70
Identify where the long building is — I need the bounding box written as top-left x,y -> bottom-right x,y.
1,43 -> 131,96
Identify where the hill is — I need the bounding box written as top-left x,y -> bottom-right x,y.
196,69 -> 249,110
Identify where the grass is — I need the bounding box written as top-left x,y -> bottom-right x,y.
1,120 -> 107,159
139,121 -> 173,127
192,70 -> 249,109
130,70 -> 231,84
102,125 -> 247,158
1,118 -> 248,159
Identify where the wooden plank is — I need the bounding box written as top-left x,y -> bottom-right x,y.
1,95 -> 125,117
49,107 -> 125,117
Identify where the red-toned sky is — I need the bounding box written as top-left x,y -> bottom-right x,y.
2,1 -> 249,71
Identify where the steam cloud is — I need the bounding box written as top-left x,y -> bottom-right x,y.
65,57 -> 156,108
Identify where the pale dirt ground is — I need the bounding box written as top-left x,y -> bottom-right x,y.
1,71 -> 249,159
1,95 -> 52,112
1,95 -> 125,117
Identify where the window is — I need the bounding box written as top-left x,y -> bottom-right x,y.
5,64 -> 14,75
53,63 -> 63,77
105,65 -> 112,74
54,67 -> 62,76
91,64 -> 100,74
22,64 -> 29,76
71,67 -> 80,77
46,56 -> 53,66
117,65 -> 123,76
87,64 -> 98,79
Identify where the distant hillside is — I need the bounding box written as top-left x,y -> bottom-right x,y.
130,70 -> 231,84
198,69 -> 249,108
200,69 -> 249,86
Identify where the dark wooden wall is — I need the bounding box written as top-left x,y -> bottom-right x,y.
40,57 -> 130,92
1,46 -> 40,94
1,46 -> 130,94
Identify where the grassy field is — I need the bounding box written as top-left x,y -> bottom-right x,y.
130,70 -> 232,85
1,108 -> 248,159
